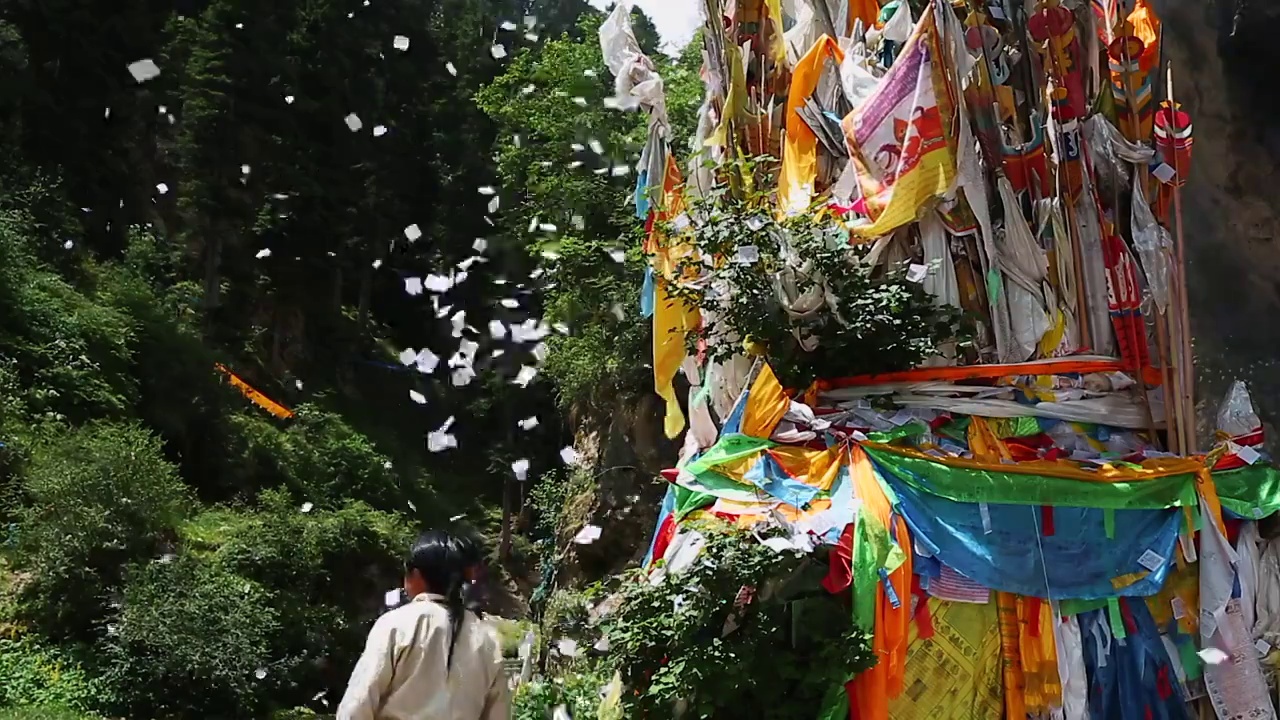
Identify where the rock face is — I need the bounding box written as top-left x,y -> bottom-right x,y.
1156,0 -> 1280,444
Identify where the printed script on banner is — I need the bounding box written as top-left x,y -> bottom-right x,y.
842,4 -> 957,240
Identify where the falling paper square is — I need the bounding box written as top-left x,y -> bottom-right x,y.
733,245 -> 760,265
524,14 -> 537,28
409,389 -> 427,404
517,416 -> 539,430
573,524 -> 602,545
589,139 -> 604,154
285,94 -> 295,104
127,58 -> 161,83
1152,162 -> 1177,184
500,298 -> 519,309
490,44 -> 508,59
255,668 -> 268,680
573,97 -> 588,107
256,248 -> 272,259
404,224 -> 422,242
606,248 -> 625,263
473,238 -> 488,252
345,113 -> 363,131
301,502 -> 314,513
556,638 -> 579,657
1198,647 -> 1228,665
524,32 -> 539,42
610,165 -> 631,177
513,365 -> 538,387
63,240 -> 74,250
445,61 -> 457,76
373,125 -> 388,137
487,196 -> 500,213
241,164 -> 251,175
907,263 -> 929,283
415,350 -> 440,374
478,186 -> 496,196
500,20 -> 517,30
404,277 -> 423,295
593,636 -> 609,652
156,183 -> 169,195
427,431 -> 456,452
611,303 -> 625,321
560,446 -> 580,465
552,707 -> 570,720
393,35 -> 410,51
384,589 -> 402,608
488,320 -> 506,339
511,458 -> 530,481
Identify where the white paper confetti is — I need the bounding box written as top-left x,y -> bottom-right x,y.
500,20 -> 518,30
393,35 -> 410,51
384,589 -> 402,608
478,186 -> 496,196
610,165 -> 630,177
523,14 -> 537,28
156,183 -> 169,195
424,274 -> 453,293
404,277 -> 423,296
606,248 -> 625,263
589,139 -> 604,155
127,58 -> 161,83
593,636 -> 610,652
524,32 -> 539,42
373,125 -> 388,137
513,365 -> 538,387
450,366 -> 476,387
560,446 -> 580,465
404,224 -> 422,242
573,524 -> 602,545
538,222 -> 558,233
488,320 -> 507,340
344,113 -> 363,132
285,94 -> 295,104
487,196 -> 500,213
511,458 -> 530,481
450,310 -> 467,338
611,303 -> 625,321
517,416 -> 539,430
572,96 -> 588,107
907,263 -> 928,283
63,240 -> 74,250
427,429 -> 457,453
414,349 -> 440,374
1198,647 -> 1228,666
409,389 -> 427,405
500,298 -> 519,309
445,61 -> 457,76
473,238 -> 488,253
556,638 -> 579,657
240,164 -> 251,175
301,502 -> 314,513
254,668 -> 268,680
490,44 -> 508,59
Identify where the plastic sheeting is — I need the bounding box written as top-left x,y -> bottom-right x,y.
995,176 -> 1052,361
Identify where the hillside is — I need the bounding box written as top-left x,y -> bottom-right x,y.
0,0 -> 685,717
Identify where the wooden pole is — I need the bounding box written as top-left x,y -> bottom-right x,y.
1165,65 -> 1196,451
1112,27 -> 1166,449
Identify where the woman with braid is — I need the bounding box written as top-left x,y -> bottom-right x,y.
337,531 -> 509,720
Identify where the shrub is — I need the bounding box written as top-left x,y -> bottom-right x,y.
0,635 -> 107,713
103,554 -> 280,718
219,406 -> 405,510
513,664 -> 613,720
598,523 -> 875,718
187,489 -> 410,709
13,422 -> 189,639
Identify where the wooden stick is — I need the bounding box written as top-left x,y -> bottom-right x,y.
1166,65 -> 1196,451
1112,26 -> 1165,448
1155,308 -> 1180,454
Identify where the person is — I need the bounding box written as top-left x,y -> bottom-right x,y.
337,531 -> 509,720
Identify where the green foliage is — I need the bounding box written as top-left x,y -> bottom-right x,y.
598,523 -> 875,718
13,422 -> 189,640
671,158 -> 968,387
103,554 -> 279,718
0,636 -> 107,714
513,664 -> 613,720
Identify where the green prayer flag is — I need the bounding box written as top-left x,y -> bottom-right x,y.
685,433 -> 775,475
1107,597 -> 1127,640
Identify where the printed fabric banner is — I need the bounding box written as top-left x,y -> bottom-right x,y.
842,4 -> 957,239
888,598 -> 1003,720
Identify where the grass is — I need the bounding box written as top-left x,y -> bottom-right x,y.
0,708 -> 96,720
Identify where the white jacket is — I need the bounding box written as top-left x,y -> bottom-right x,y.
337,594 -> 510,720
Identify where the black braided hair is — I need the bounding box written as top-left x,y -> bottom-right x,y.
453,534 -> 486,619
406,530 -> 466,670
